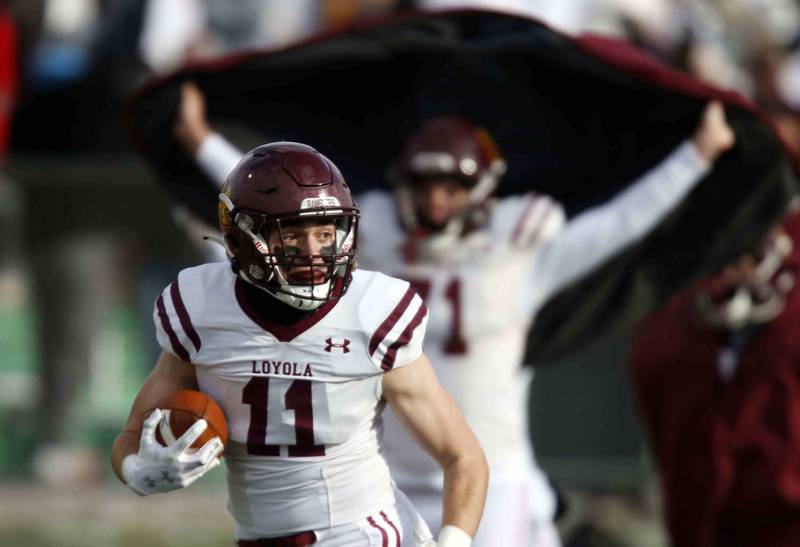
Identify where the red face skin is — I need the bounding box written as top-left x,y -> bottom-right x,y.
410,177 -> 471,229
268,219 -> 337,285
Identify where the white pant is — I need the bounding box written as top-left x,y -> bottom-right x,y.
236,505 -> 405,547
399,458 -> 561,547
315,506 -> 404,547
236,488 -> 430,547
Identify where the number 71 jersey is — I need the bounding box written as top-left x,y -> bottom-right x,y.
153,262 -> 428,537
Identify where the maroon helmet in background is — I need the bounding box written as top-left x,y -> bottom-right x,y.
387,117 -> 507,263
218,142 -> 359,310
389,116 -> 507,234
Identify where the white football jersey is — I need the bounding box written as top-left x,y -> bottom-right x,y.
356,140 -> 707,496
153,263 -> 428,538
358,190 -> 565,491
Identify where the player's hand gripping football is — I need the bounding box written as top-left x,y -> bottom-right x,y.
121,408 -> 223,496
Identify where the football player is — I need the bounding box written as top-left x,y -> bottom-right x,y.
111,142 -> 489,547
174,82 -> 734,546
629,213 -> 800,547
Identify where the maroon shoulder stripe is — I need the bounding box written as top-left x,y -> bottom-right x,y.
511,193 -> 538,243
367,516 -> 389,547
156,294 -> 190,362
381,511 -> 401,546
381,303 -> 428,371
369,286 -> 416,356
520,200 -> 554,247
169,281 -> 201,351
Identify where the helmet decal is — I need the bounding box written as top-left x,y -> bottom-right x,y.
473,127 -> 501,163
300,196 -> 341,209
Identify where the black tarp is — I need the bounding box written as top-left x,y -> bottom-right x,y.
128,9 -> 799,363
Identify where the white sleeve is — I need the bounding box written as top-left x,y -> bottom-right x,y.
195,133 -> 245,189
524,139 -> 711,315
364,281 -> 429,372
153,274 -> 203,363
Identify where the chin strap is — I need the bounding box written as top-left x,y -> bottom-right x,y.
202,234 -> 226,248
236,267 -> 329,311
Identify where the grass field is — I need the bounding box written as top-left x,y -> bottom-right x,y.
0,480 -> 668,547
0,476 -> 233,547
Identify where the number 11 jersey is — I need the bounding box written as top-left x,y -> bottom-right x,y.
153,262 -> 428,539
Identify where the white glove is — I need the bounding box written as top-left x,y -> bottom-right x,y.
419,526 -> 472,547
121,408 -> 223,496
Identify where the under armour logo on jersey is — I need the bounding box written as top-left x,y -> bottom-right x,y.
325,337 -> 351,353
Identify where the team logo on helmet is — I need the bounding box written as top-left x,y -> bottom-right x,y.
218,183 -> 233,230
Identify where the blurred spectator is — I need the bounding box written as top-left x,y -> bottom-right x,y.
139,0 -> 326,74
0,0 -> 24,304
413,0 -> 593,35
138,0 -> 406,75
629,210 -> 800,547
0,0 -> 24,310
5,0 -> 146,483
319,0 -> 401,30
29,235 -> 118,485
10,0 -> 147,152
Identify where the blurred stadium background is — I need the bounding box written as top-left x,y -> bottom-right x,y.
2,1 -> 800,546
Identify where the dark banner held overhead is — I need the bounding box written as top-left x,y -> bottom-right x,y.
128,9 -> 799,363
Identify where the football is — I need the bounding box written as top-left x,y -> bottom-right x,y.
150,389 -> 228,455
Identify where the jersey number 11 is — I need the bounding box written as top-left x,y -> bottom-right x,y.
242,377 -> 326,457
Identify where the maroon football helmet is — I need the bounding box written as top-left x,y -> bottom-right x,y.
389,116 -> 507,239
218,142 -> 359,310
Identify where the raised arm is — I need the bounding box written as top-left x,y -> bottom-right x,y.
174,81 -> 243,187
524,101 -> 735,314
382,353 -> 488,547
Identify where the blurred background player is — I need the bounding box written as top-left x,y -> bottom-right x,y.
629,210 -> 800,547
174,83 -> 735,546
112,142 -> 488,547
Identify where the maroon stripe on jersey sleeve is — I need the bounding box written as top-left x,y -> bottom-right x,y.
381,303 -> 428,371
511,193 -> 538,244
512,193 -> 555,247
521,201 -> 555,248
367,516 -> 389,547
381,511 -> 401,546
368,286 -> 416,356
156,294 -> 191,362
169,281 -> 201,351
